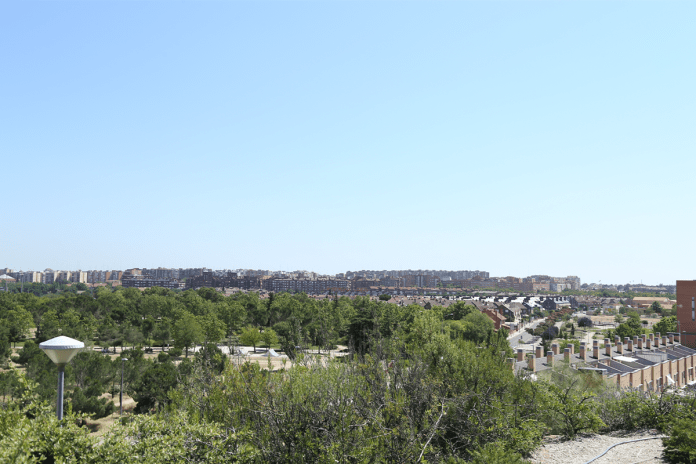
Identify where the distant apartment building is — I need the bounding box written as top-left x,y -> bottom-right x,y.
533,282 -> 551,292
677,281 -> 696,347
379,277 -> 401,288
143,267 -> 180,280
179,268 -> 207,279
550,282 -> 571,292
69,271 -> 87,283
107,270 -> 123,281
267,278 -> 350,293
566,276 -> 582,290
122,276 -> 183,289
352,279 -> 380,290
187,271 -> 260,290
42,270 -> 56,284
87,270 -> 109,283
10,271 -> 43,283
466,277 -> 500,289
401,274 -> 440,288
40,270 -> 73,283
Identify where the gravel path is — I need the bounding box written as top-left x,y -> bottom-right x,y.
530,430 -> 667,464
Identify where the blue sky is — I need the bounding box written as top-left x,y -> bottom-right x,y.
2,1 -> 694,285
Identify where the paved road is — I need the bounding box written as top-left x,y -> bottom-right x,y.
508,318 -> 545,349
508,313 -> 583,353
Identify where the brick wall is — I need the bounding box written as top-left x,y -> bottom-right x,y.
677,281 -> 696,347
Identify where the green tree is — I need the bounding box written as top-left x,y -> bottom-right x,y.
650,300 -> 663,314
4,307 -> 33,347
173,311 -> 203,357
616,311 -> 644,339
460,311 -> 494,344
70,387 -> 114,419
446,302 -> 475,320
142,316 -> 155,348
261,328 -> 278,351
132,361 -> 178,413
545,377 -> 604,438
239,327 -> 262,353
152,318 -> 172,349
218,300 -> 245,338
15,340 -> 41,365
36,309 -> 61,342
0,327 -> 11,365
199,313 -> 226,344
70,350 -> 115,397
653,316 -> 677,335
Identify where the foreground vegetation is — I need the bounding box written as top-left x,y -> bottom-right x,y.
1,287 -> 696,462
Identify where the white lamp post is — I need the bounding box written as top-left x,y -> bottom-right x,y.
39,336 -> 84,420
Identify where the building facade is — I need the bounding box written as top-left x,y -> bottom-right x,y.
677,280 -> 696,347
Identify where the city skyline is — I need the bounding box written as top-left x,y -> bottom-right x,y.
0,264 -> 672,287
3,1 -> 695,285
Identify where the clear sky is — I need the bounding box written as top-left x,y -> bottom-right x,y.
2,1 -> 694,285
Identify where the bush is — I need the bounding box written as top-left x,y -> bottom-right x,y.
542,326 -> 559,339
157,352 -> 170,363
578,317 -> 593,328
195,343 -> 227,374
15,340 -> 41,365
664,418 -> 696,463
70,387 -> 115,419
597,391 -> 648,432
468,442 -> 528,464
168,347 -> 183,357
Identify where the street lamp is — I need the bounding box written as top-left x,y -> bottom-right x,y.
120,357 -> 128,416
39,336 -> 84,420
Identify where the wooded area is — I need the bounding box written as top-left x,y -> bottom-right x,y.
2,287 -> 696,463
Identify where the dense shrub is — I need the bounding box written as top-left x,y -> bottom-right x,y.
70,387 -> 114,419
167,347 -> 183,357
664,418 -> 696,463
468,442 -> 529,464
